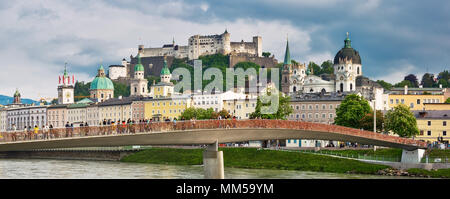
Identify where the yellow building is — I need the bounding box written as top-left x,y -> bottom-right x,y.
414,110 -> 449,143
423,103 -> 450,111
97,97 -> 133,123
388,94 -> 445,110
223,98 -> 257,119
144,96 -> 191,121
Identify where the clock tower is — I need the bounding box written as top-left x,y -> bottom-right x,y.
57,63 -> 75,104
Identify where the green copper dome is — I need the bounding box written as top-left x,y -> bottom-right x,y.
90,76 -> 114,90
90,65 -> 114,90
160,58 -> 171,75
134,54 -> 144,72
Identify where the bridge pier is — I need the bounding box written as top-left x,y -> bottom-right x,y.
203,140 -> 224,179
401,149 -> 425,163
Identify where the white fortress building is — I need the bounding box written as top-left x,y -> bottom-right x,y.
137,30 -> 262,60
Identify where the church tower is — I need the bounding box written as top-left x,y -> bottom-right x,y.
281,38 -> 292,94
57,64 -> 75,104
130,53 -> 149,97
13,89 -> 21,104
334,32 -> 362,92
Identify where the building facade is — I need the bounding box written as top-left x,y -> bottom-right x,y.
144,96 -> 191,121
137,30 -> 262,60
47,104 -> 68,128
414,110 -> 449,143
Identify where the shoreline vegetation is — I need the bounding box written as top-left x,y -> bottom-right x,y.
120,147 -> 450,178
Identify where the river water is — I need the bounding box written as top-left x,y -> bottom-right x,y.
0,159 -> 414,179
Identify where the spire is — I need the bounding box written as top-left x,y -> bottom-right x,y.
344,32 -> 351,48
134,53 -> 144,72
283,37 -> 291,65
160,56 -> 171,76
63,62 -> 68,77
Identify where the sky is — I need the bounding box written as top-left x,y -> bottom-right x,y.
0,0 -> 449,100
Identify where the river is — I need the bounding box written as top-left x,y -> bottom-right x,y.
0,159 -> 416,179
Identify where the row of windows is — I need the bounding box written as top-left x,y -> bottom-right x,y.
390,98 -> 440,105
290,113 -> 334,119
427,121 -> 447,126
420,130 -> 447,136
291,104 -> 339,110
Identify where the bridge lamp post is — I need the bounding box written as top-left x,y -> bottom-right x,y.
373,100 -> 377,152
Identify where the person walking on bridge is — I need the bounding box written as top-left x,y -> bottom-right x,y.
33,125 -> 39,140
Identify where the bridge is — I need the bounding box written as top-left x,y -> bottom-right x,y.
0,119 -> 427,178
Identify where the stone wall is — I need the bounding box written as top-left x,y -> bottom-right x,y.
229,53 -> 278,68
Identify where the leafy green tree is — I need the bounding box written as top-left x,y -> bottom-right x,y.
445,98 -> 450,104
319,60 -> 334,75
180,107 -> 218,120
113,82 -> 130,98
50,98 -> 58,105
218,109 -> 230,119
359,110 -> 384,133
404,74 -> 419,87
421,73 -> 436,88
307,62 -> 321,75
250,92 -> 293,120
384,104 -> 419,138
394,80 -> 413,88
376,80 -> 393,90
74,81 -> 91,102
334,94 -> 372,129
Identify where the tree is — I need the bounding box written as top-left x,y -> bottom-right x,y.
334,94 -> 372,129
421,73 -> 436,88
250,92 -> 293,120
359,110 -> 384,133
404,74 -> 419,87
113,81 -> 130,98
307,62 -> 321,75
218,109 -> 230,119
262,52 -> 271,58
384,104 -> 419,138
394,80 -> 413,88
376,80 -> 392,90
445,98 -> 450,104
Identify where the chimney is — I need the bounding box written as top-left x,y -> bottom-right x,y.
404,85 -> 408,95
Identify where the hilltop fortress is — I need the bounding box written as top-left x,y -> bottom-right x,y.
139,30 -> 262,60
108,30 -> 278,81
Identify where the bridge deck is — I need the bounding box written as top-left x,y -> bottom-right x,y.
0,120 -> 426,151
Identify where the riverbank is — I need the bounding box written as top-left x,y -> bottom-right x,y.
120,147 -> 391,175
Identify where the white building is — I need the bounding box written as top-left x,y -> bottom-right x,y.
7,106 -> 47,130
0,108 -> 7,132
137,30 -> 262,60
108,59 -> 128,80
192,89 -> 249,112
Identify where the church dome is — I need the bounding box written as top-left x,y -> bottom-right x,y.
90,65 -> 114,90
334,33 -> 361,65
90,76 -> 114,90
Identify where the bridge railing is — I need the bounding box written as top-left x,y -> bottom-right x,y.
0,119 -> 427,148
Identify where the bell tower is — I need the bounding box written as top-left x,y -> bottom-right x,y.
57,63 -> 75,104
